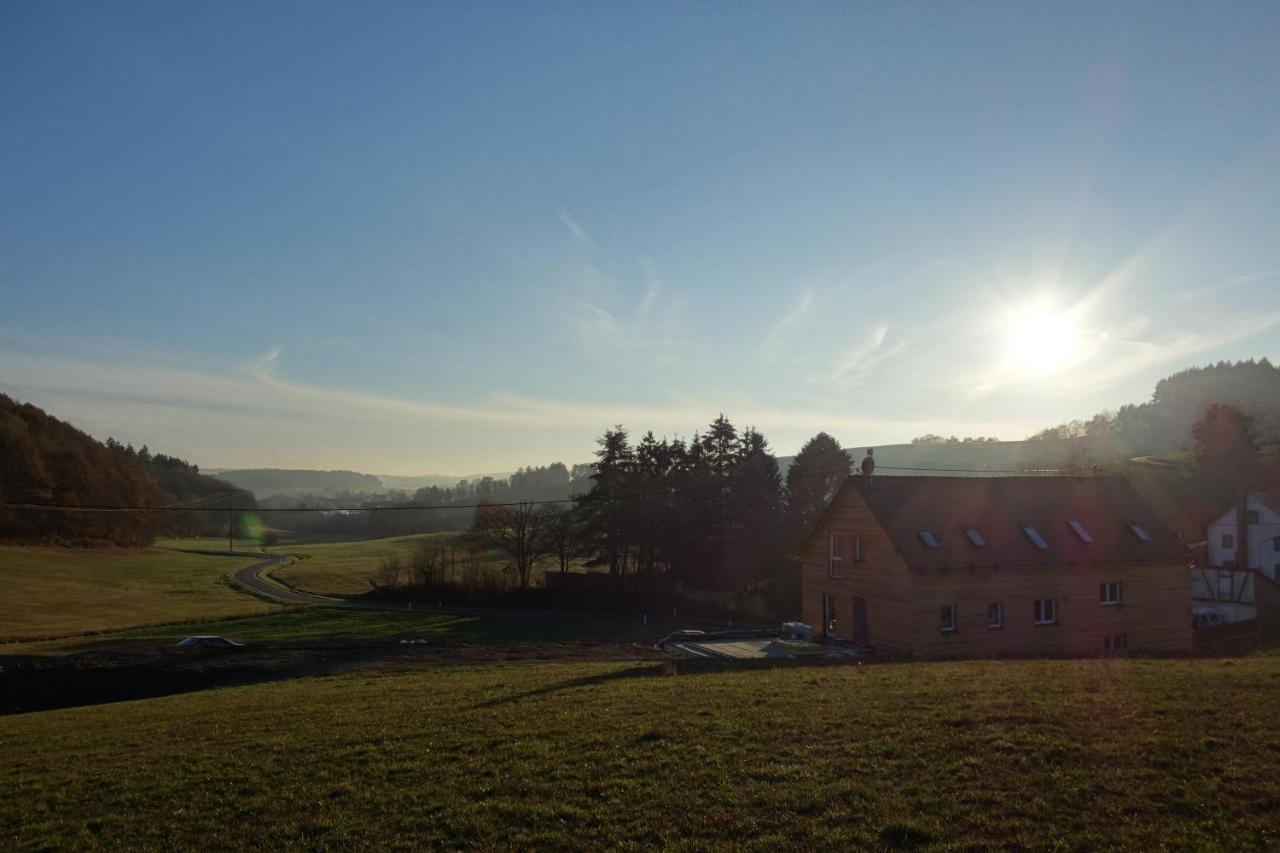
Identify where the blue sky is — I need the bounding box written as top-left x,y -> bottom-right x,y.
3,2 -> 1279,474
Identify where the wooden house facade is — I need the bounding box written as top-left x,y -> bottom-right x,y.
800,476 -> 1192,658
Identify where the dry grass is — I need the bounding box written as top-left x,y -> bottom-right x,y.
5,653 -> 1280,849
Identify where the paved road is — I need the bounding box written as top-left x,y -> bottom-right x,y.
224,554 -> 756,630
228,556 -> 341,607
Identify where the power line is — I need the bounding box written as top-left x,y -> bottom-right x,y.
0,462 -> 1073,514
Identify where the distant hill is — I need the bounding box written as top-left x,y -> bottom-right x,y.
211,468 -> 384,497
777,439 -> 1068,479
0,394 -> 253,545
209,469 -> 519,497
377,472 -> 514,492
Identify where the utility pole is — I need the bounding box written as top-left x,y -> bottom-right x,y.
228,493 -> 234,553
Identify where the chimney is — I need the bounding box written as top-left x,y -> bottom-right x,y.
861,447 -> 875,485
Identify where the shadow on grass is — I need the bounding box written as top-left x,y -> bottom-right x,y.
474,663 -> 673,708
473,655 -> 862,709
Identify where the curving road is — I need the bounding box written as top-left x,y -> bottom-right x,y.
228,556 -> 342,607
221,553 -> 750,630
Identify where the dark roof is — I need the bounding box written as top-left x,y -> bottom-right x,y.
847,475 -> 1187,570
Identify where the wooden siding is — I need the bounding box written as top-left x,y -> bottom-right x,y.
799,483 -> 913,654
801,481 -> 1193,658
910,561 -> 1192,658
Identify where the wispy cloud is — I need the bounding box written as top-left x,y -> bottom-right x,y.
1174,268 -> 1280,304
819,324 -> 910,386
558,210 -> 597,252
2,342 -> 999,469
556,211 -> 686,362
1079,311 -> 1280,389
572,280 -> 686,362
760,287 -> 815,361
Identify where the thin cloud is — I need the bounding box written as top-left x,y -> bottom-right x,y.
819,325 -> 909,386
2,343 -> 991,469
768,288 -> 814,341
1174,268 -> 1280,304
760,287 -> 815,361
559,211 -> 598,252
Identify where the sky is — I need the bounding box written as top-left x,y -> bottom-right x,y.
3,1 -> 1279,475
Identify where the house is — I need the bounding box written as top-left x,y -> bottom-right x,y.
1193,491 -> 1280,626
799,475 -> 1192,658
1206,492 -> 1280,577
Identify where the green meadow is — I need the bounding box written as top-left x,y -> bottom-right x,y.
0,545 -> 276,643
5,653 -> 1280,850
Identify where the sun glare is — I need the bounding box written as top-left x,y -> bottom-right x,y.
1003,298 -> 1079,375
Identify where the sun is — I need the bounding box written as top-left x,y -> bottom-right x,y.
1002,298 -> 1080,374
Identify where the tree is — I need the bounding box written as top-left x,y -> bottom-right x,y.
582,427 -> 636,578
468,500 -> 554,590
539,501 -> 589,576
785,432 -> 851,547
1193,403 -> 1260,491
723,428 -> 786,589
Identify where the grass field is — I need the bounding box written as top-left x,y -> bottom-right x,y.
273,532 -> 599,598
4,653 -> 1280,849
154,536 -> 265,553
0,545 -> 277,643
270,533 -> 455,596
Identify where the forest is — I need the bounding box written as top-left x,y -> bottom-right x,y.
1025,358 -> 1280,466
0,394 -> 254,546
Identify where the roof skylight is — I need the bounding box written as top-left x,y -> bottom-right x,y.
1129,524 -> 1151,543
918,530 -> 940,549
1023,526 -> 1049,551
965,529 -> 986,547
1068,520 -> 1094,544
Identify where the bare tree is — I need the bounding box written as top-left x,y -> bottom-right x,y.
538,501 -> 589,576
372,552 -> 406,591
468,500 -> 554,589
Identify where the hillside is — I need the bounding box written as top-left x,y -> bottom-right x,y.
211,468 -> 384,497
0,395 -> 254,545
777,439 -> 1066,478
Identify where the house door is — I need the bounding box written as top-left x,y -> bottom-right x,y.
851,597 -> 868,646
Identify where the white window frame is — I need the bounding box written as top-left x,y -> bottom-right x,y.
1222,532 -> 1235,549
1100,581 -> 1122,606
1033,598 -> 1057,625
940,604 -> 957,633
1272,536 -> 1280,553
1246,510 -> 1260,525
987,601 -> 1003,629
853,534 -> 863,562
827,532 -> 843,578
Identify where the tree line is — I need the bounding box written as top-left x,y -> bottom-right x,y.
1026,359 -> 1280,468
461,416 -> 853,611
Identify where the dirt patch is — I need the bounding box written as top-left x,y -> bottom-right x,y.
0,640 -> 664,715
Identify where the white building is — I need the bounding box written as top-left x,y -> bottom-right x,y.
1207,492 -> 1280,578
1193,492 -> 1280,626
